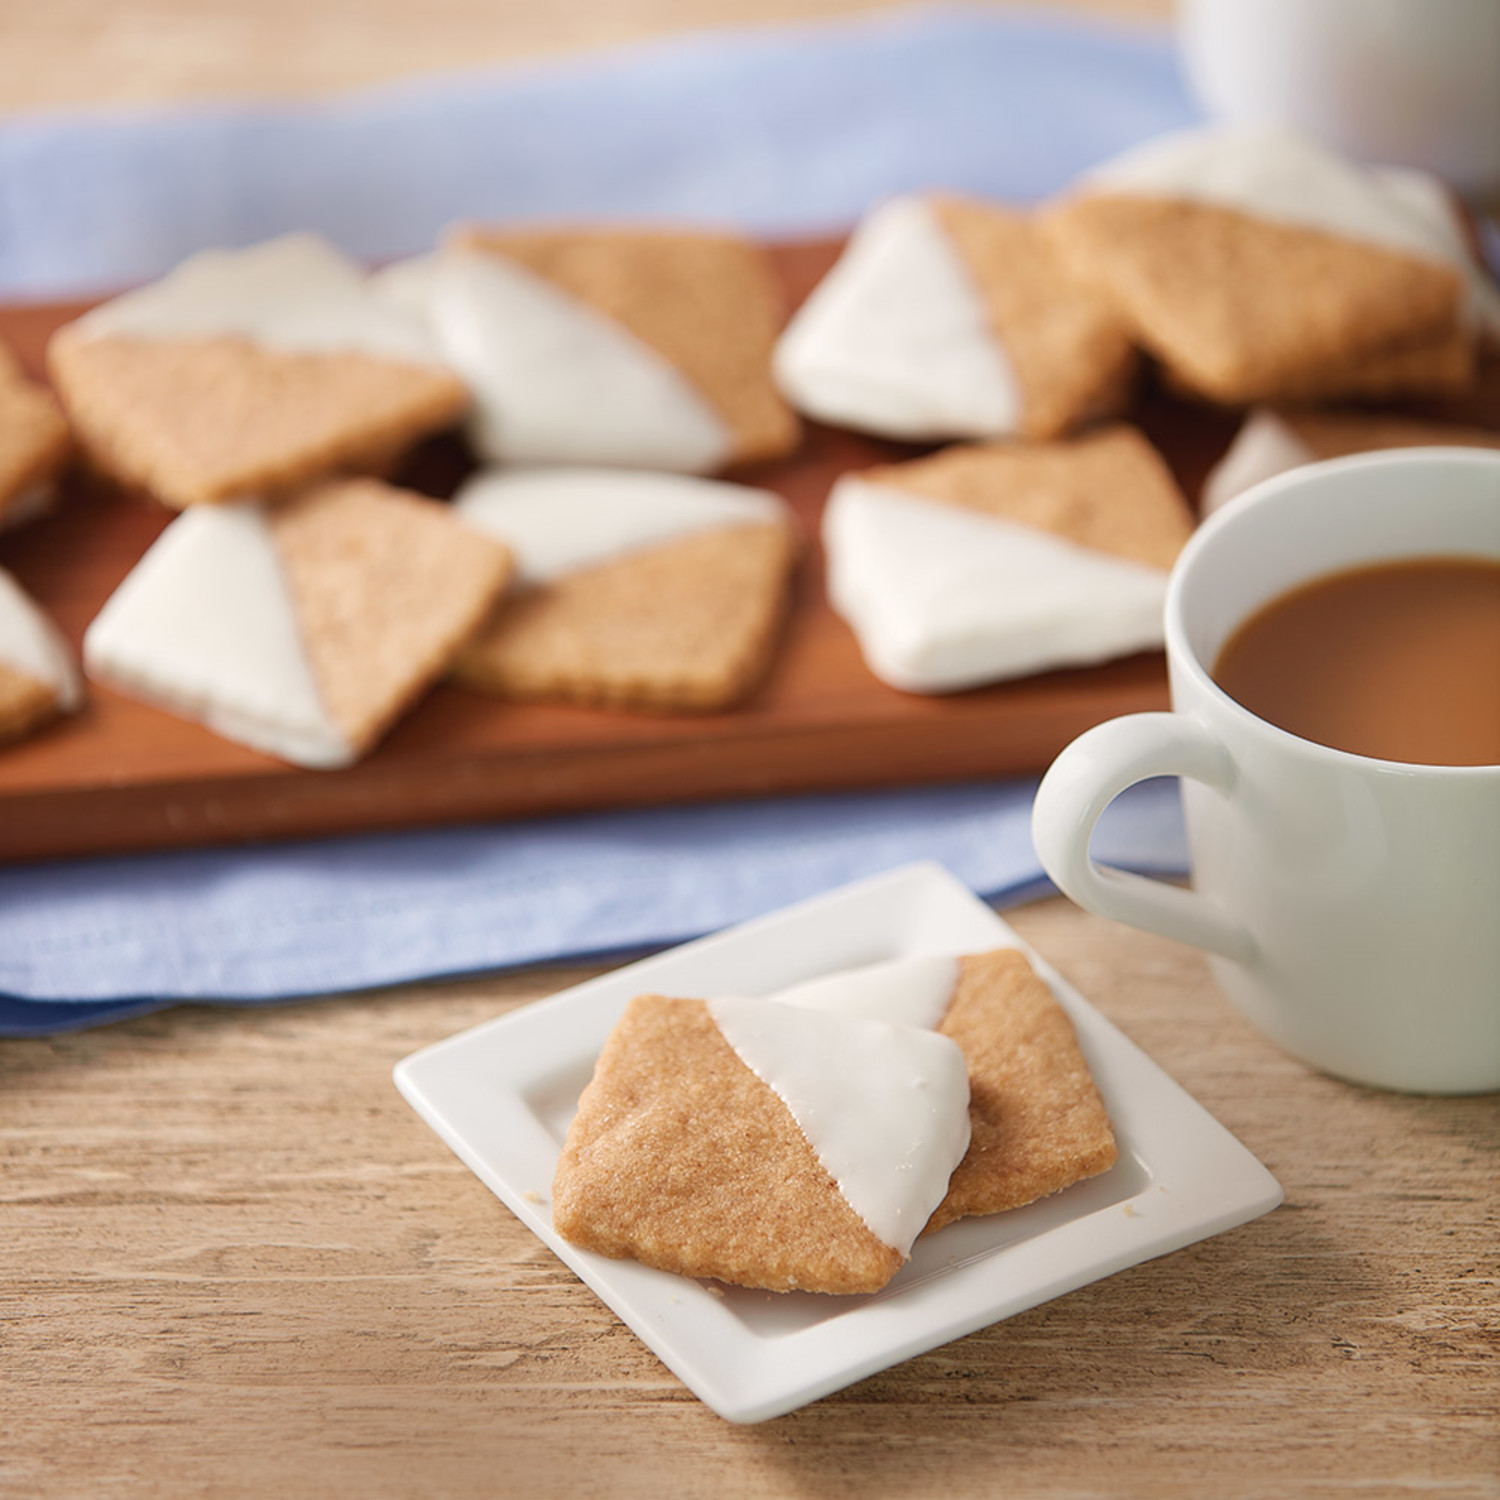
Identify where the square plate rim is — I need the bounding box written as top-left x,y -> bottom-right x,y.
394,860 -> 1282,1422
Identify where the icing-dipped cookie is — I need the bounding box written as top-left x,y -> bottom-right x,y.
1203,407 -> 1500,515
774,195 -> 1135,442
380,228 -> 799,473
0,568 -> 82,745
775,947 -> 1118,1232
0,342 -> 70,531
823,426 -> 1194,693
1046,126 -> 1475,405
551,993 -> 971,1294
48,235 -> 469,510
451,468 -> 797,712
84,477 -> 511,767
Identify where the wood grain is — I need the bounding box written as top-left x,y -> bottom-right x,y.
0,242 -> 1243,864
2,896 -> 1495,1498
2,7 -> 1496,1496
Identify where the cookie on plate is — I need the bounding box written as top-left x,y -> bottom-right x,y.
0,568 -> 82,745
775,194 -> 1135,442
48,235 -> 468,510
1202,407 -> 1500,514
551,993 -> 971,1294
451,467 -> 797,711
775,947 -> 1118,1231
1046,126 -> 1476,405
84,476 -> 511,767
0,342 -> 70,530
379,228 -> 799,473
823,425 -> 1194,692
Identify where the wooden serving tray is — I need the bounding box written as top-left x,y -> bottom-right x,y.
0,241 -> 1243,863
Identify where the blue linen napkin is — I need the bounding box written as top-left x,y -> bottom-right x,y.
0,779 -> 1187,1033
0,7 -> 1195,298
0,8 -> 1197,1031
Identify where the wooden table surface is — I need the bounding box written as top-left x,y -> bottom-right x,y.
2,5 -> 1497,1497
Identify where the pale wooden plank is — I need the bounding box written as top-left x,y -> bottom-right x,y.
2,900 -> 1496,1497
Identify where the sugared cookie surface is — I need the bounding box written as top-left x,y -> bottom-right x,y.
0,568 -> 82,746
452,467 -> 797,712
552,992 -> 971,1294
0,342 -> 70,530
775,947 -> 1119,1231
379,227 -> 798,473
84,476 -> 511,766
1202,407 -> 1500,514
49,235 -> 468,509
824,425 -> 1194,693
775,194 -> 1134,442
1046,126 -> 1481,405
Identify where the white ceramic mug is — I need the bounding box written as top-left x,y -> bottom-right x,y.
1178,0 -> 1500,197
1032,449 -> 1500,1094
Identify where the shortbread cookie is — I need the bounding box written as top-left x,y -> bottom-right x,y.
0,343 -> 70,530
824,425 -> 1194,692
452,468 -> 797,711
1374,164 -> 1500,348
552,993 -> 971,1293
774,195 -> 1135,442
49,235 -> 468,509
379,228 -> 798,472
775,948 -> 1118,1232
0,568 -> 83,744
1046,126 -> 1472,405
84,477 -> 510,766
1203,407 -> 1500,514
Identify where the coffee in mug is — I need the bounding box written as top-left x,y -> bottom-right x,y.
1211,556 -> 1500,767
1032,449 -> 1500,1094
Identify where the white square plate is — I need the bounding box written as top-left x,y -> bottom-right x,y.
394,862 -> 1281,1423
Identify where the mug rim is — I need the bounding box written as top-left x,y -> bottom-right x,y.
1164,445 -> 1500,780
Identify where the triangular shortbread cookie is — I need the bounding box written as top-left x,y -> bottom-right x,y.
382,228 -> 799,473
552,993 -> 970,1293
775,948 -> 1118,1231
84,477 -> 510,766
1203,407 -> 1500,515
1046,126 -> 1470,404
0,343 -> 70,530
452,468 -> 796,711
0,568 -> 82,745
774,195 -> 1134,442
48,235 -> 469,510
824,426 -> 1194,691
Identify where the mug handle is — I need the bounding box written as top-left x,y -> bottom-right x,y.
1032,712 -> 1256,963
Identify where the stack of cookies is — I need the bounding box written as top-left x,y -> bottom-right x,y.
554,947 -> 1117,1293
2,120 -> 1496,760
1,225 -> 805,760
36,235 -> 512,766
779,122 -> 1500,694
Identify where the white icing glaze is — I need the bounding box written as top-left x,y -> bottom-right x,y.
0,567 -> 81,710
369,251 -> 442,326
83,504 -> 351,768
824,477 -> 1169,693
706,995 -> 970,1257
773,197 -> 1022,440
452,467 -> 785,584
1200,409 -> 1316,516
381,247 -> 732,472
1086,125 -> 1459,268
772,954 -> 961,1030
1372,167 -> 1500,339
71,233 -> 444,366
